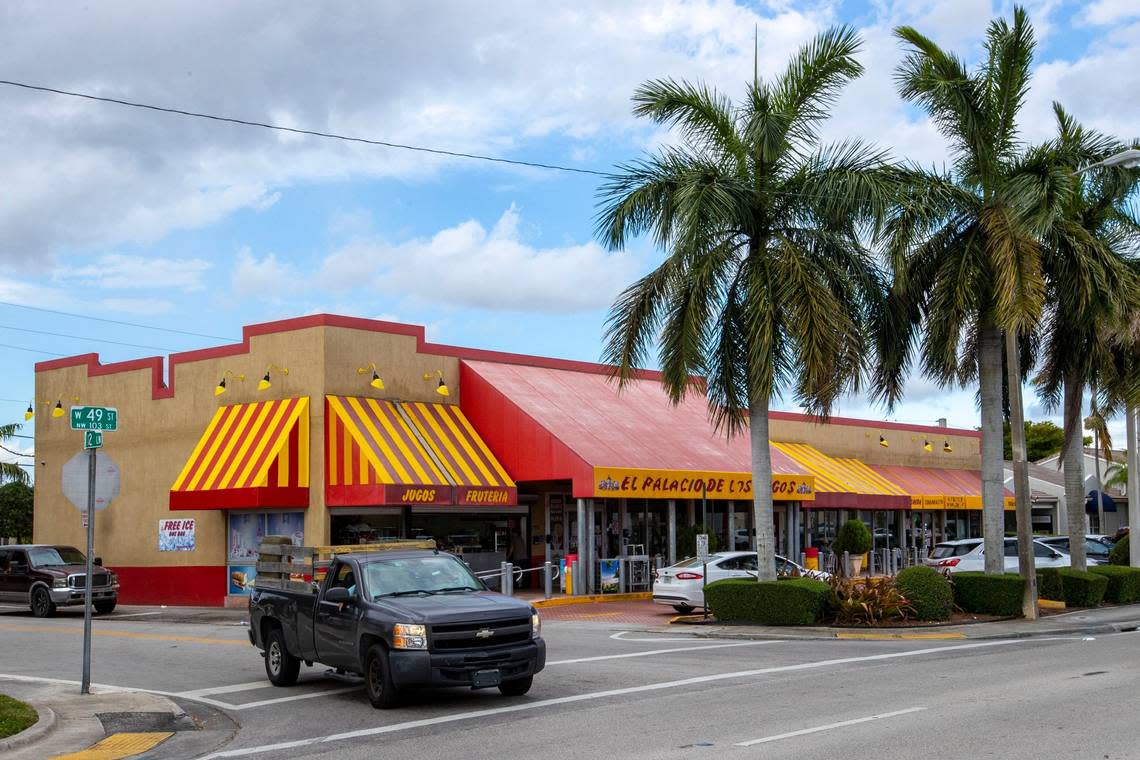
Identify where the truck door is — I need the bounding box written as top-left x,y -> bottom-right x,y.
4,550 -> 33,602
314,561 -> 362,669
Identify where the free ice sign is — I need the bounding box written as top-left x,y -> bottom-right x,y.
84,431 -> 103,449
70,406 -> 118,431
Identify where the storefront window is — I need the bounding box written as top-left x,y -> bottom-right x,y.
227,511 -> 305,596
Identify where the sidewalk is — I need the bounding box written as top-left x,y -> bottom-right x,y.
662,603 -> 1140,641
0,680 -> 192,759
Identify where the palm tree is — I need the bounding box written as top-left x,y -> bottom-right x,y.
1034,106 -> 1140,569
1104,462 -> 1127,492
596,27 -> 891,580
876,7 -> 1061,575
1,423 -> 30,485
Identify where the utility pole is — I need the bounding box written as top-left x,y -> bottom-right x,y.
1005,330 -> 1038,619
1129,405 -> 1140,566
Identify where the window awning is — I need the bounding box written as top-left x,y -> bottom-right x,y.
869,465 -> 1015,511
772,443 -> 910,510
170,397 -> 310,510
325,396 -> 516,507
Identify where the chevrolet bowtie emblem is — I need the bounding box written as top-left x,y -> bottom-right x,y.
475,628 -> 495,639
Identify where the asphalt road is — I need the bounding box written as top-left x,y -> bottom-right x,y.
1,603 -> 1138,759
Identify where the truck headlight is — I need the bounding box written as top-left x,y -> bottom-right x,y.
53,578 -> 67,588
393,623 -> 427,650
531,612 -> 541,637
109,572 -> 119,588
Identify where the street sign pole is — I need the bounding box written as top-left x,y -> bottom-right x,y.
81,446 -> 95,694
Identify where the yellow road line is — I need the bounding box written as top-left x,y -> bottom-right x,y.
0,623 -> 247,646
835,632 -> 967,640
53,731 -> 173,759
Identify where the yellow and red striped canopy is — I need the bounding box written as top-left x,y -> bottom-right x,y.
170,397 -> 309,509
771,442 -> 910,510
326,396 -> 515,507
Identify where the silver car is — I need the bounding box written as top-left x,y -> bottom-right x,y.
652,550 -> 830,613
925,537 -> 1068,573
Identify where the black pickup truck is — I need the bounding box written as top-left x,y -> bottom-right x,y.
249,548 -> 545,708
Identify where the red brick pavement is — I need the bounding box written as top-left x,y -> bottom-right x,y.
536,599 -> 681,626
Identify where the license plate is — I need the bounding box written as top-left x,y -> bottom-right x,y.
472,669 -> 502,688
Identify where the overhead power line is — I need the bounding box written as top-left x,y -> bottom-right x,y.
0,323 -> 173,352
0,342 -> 67,357
0,79 -> 611,178
0,443 -> 31,458
0,301 -> 236,341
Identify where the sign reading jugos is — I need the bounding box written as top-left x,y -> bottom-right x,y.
592,467 -> 814,501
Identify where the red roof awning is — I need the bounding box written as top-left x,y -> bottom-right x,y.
869,465 -> 1014,510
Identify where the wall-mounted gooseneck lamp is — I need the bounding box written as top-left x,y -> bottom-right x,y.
215,370 -> 246,397
423,370 -> 449,398
357,363 -> 384,391
258,364 -> 289,391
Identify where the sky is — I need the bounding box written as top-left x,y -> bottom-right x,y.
2,0 -> 1139,476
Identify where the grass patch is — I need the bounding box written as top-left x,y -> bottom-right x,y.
0,694 -> 37,739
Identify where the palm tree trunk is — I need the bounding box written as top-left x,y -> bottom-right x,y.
979,323 -> 1005,575
749,397 -> 777,581
1004,329 -> 1037,619
1062,373 -> 1088,570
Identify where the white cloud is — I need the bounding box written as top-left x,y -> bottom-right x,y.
0,277 -> 66,307
231,247 -> 299,299
52,254 -> 212,291
319,205 -> 639,313
1082,0 -> 1140,25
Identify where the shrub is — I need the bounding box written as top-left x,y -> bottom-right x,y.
832,520 -> 872,557
678,524 -> 719,559
1049,568 -> 1107,607
1109,535 -> 1130,566
827,576 -> 914,626
951,572 -> 1025,617
705,577 -> 831,625
895,566 -> 953,621
1089,566 -> 1140,604
1037,568 -> 1064,602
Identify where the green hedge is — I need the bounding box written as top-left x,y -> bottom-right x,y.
705,577 -> 831,625
1109,535 -> 1130,566
1089,566 -> 1140,604
1037,568 -> 1064,602
952,572 -> 1025,617
1055,568 -> 1108,607
895,566 -> 953,621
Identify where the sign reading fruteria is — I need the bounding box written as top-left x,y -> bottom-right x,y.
70,406 -> 118,431
592,467 -> 814,501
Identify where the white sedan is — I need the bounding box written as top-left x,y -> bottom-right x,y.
652,551 -> 829,613
925,537 -> 1069,573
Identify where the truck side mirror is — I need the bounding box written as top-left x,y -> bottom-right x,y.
94,557 -> 103,566
326,586 -> 355,604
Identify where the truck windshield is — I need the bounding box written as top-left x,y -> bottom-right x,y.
364,556 -> 483,598
29,547 -> 86,567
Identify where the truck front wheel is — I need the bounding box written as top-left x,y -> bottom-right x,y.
365,644 -> 401,709
264,628 -> 300,686
498,676 -> 533,697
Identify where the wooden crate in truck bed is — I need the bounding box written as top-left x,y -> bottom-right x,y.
254,536 -> 436,592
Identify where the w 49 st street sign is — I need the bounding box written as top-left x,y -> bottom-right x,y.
70,406 -> 118,431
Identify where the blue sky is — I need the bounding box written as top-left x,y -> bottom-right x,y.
3,0 -> 1139,473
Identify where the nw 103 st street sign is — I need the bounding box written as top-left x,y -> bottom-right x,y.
70,406 -> 118,431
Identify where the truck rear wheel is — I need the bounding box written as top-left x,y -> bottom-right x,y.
498,676 -> 533,697
264,628 -> 300,686
365,644 -> 401,709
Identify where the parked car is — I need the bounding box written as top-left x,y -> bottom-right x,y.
652,551 -> 830,613
924,537 -> 1068,573
250,547 -> 544,708
0,544 -> 119,617
1036,535 -> 1113,565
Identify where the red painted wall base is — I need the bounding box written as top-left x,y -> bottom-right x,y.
112,565 -> 228,607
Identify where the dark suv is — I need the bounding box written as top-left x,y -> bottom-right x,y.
0,545 -> 119,617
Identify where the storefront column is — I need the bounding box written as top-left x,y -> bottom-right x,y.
786,503 -> 797,559
667,500 -> 677,565
725,501 -> 735,552
585,500 -> 596,595
576,498 -> 587,595
686,500 -> 695,527
544,498 -> 552,568
619,499 -> 628,554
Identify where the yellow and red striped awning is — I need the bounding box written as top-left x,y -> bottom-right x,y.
326,396 -> 515,507
771,442 -> 911,510
170,397 -> 310,510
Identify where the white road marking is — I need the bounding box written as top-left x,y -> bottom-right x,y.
734,706 -> 928,746
230,686 -> 364,709
609,631 -> 733,643
549,641 -> 777,665
108,611 -> 164,618
197,638 -> 1051,758
180,681 -> 276,698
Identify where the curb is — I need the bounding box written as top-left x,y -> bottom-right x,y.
0,703 -> 57,753
533,592 -> 652,608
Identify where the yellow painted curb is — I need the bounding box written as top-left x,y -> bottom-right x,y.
53,731 -> 173,759
835,632 -> 967,640
1038,599 -> 1066,610
532,592 -> 652,608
